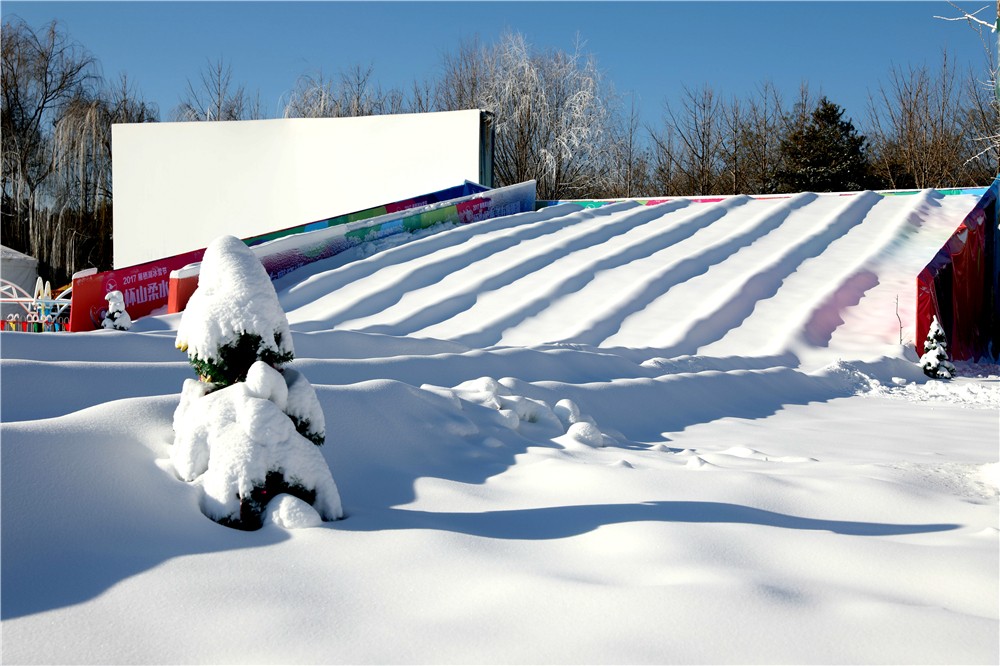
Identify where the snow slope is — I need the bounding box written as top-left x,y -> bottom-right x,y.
2,190 -> 998,664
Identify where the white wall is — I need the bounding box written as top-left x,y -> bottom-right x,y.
112,109 -> 484,268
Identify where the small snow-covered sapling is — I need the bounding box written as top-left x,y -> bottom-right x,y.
919,315 -> 956,380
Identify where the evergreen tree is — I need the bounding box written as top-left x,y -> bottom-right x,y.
919,315 -> 957,379
778,97 -> 872,193
175,235 -> 324,443
172,236 -> 339,530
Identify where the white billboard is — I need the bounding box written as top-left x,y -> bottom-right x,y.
112,109 -> 489,268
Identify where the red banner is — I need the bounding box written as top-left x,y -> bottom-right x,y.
68,249 -> 204,331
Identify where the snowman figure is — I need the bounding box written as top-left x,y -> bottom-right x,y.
102,290 -> 132,331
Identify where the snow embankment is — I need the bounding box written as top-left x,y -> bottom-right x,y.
1,190 -> 996,664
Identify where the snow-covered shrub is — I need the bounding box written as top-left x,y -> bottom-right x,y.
101,290 -> 132,331
176,235 -> 294,386
175,235 -> 324,444
172,235 -> 339,529
173,362 -> 342,529
919,316 -> 956,380
283,365 -> 326,446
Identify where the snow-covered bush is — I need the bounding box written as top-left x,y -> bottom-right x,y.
173,362 -> 342,529
176,235 -> 294,386
919,315 -> 957,380
101,290 -> 132,331
175,235 -> 324,443
172,235 -> 339,529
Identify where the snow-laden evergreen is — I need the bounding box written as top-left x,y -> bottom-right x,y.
172,361 -> 342,527
920,315 -> 957,379
176,235 -> 294,385
171,235 -> 339,529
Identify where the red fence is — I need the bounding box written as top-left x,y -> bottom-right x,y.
68,249 -> 204,331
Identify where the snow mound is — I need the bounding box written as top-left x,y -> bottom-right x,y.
878,377 -> 1000,409
426,376 -> 614,447
266,494 -> 324,529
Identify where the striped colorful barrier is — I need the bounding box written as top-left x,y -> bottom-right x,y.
244,181 -> 488,247
68,181 -> 534,331
536,186 -> 990,211
166,180 -> 537,314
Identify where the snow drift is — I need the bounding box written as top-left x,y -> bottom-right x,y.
1,190 -> 997,664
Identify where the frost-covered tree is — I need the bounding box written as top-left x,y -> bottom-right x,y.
919,315 -> 957,379
435,31 -> 619,199
173,235 -> 338,529
283,65 -> 405,119
101,289 -> 131,330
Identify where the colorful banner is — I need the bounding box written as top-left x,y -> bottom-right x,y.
167,180 -> 537,313
244,181 -> 487,247
536,186 -> 989,211
68,249 -> 205,331
69,182 -> 490,332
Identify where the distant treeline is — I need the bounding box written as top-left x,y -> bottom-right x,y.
3,17 -> 997,284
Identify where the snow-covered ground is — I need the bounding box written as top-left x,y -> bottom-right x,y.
2,190 -> 998,664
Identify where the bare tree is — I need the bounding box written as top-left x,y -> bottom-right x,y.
964,61 -> 1000,180
867,54 -> 969,188
720,94 -> 747,195
1,17 -> 97,278
741,81 -> 786,194
408,77 -> 435,114
935,1 -> 1000,173
649,122 -> 683,196
654,84 -> 725,195
339,64 -> 378,117
435,37 -> 488,112
173,57 -> 253,121
605,93 -> 651,198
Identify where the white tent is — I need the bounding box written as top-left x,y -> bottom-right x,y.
1,244 -> 40,319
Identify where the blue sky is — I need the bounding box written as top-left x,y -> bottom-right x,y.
4,1 -> 996,130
